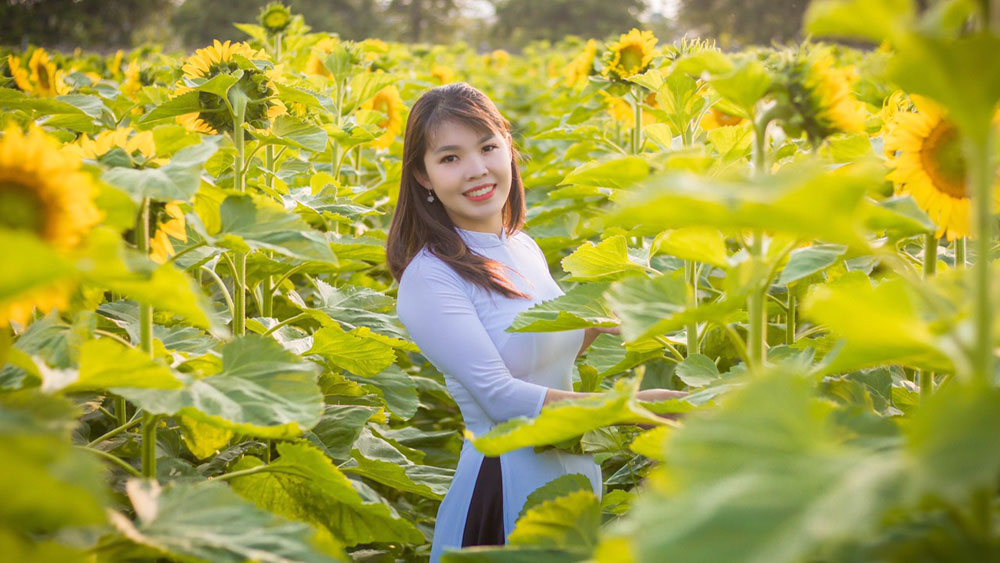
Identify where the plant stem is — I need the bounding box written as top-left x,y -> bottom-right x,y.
201,266 -> 234,317
333,77 -> 345,178
747,231 -> 767,371
212,463 -> 304,482
76,446 -> 141,477
955,236 -> 967,268
785,292 -> 797,346
966,135 -> 995,385
263,312 -> 309,337
88,417 -> 142,447
136,197 -> 158,479
630,86 -> 643,155
919,233 -> 939,401
685,260 -> 699,355
232,104 -> 248,337
262,145 -> 275,318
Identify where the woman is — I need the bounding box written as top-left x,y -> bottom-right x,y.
387,82 -> 683,561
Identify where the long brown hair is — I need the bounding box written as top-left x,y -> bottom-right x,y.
386,82 -> 531,299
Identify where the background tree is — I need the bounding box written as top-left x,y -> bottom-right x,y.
675,0 -> 808,47
383,0 -> 464,44
491,0 -> 646,48
0,0 -> 173,50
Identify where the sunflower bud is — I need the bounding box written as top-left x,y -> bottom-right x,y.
259,2 -> 292,35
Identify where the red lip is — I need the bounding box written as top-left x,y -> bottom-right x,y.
463,183 -> 494,195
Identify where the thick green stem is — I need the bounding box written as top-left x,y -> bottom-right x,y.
685,260 -> 699,355
785,291 -> 797,346
88,417 -> 142,447
76,446 -> 141,477
630,88 -> 643,155
232,106 -> 248,337
955,237 -> 967,269
136,198 -> 157,479
747,232 -> 767,371
967,136 -> 995,385
333,77 -> 345,178
919,233 -> 939,401
262,145 -> 275,318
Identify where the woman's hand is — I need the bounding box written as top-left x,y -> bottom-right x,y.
635,388 -> 689,426
576,324 -> 621,357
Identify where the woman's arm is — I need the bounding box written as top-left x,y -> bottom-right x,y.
576,325 -> 622,357
543,386 -> 688,407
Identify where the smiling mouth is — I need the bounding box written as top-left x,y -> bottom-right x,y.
463,184 -> 496,200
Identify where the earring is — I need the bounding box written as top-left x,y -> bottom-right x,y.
426,191 -> 435,202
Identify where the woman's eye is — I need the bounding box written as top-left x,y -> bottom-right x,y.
483,144 -> 498,152
440,155 -> 457,163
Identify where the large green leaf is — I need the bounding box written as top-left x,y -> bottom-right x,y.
583,334 -> 663,378
560,236 -> 648,282
307,325 -> 397,377
303,280 -> 410,343
138,90 -> 203,125
603,162 -> 880,248
40,338 -> 182,394
674,353 -> 722,388
630,371 -> 906,563
805,0 -> 913,43
0,391 -> 107,534
344,365 -> 419,419
776,244 -> 846,286
518,474 -> 594,520
508,490 -> 600,550
800,272 -> 954,374
558,156 -> 649,190
255,116 -> 328,153
507,283 -> 618,332
606,270 -> 743,343
108,479 -> 338,563
304,404 -> 382,461
651,227 -> 729,268
118,335 -> 323,438
102,140 -> 218,202
707,59 -> 772,116
0,229 -> 73,301
212,194 -> 336,263
339,427 -> 453,500
228,441 -> 425,547
469,378 -> 664,456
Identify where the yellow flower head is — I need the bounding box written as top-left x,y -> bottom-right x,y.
67,127 -> 157,164
306,37 -> 343,77
699,107 -> 745,130
110,50 -> 125,79
7,49 -> 69,97
0,126 -> 101,249
787,51 -> 867,143
6,55 -> 32,91
431,64 -> 454,85
0,281 -> 74,329
149,202 -> 188,264
599,90 -> 658,128
602,29 -> 658,81
122,60 -> 143,100
483,49 -> 510,68
176,40 -> 281,135
883,94 -> 1000,241
564,39 -> 598,88
361,84 -> 404,150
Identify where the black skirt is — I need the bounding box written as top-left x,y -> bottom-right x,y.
461,455 -> 505,547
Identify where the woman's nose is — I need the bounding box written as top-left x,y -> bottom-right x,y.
466,157 -> 488,179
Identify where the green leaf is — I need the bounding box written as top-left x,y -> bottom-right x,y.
509,490 -> 600,550
44,338 -> 182,394
605,161 -> 880,248
776,244 -> 847,286
340,427 -> 453,500
630,371 -> 905,563
469,378 -> 663,456
255,115 -> 328,153
805,0 -> 914,43
345,365 -> 418,419
558,156 -> 649,189
674,354 -> 721,388
307,325 -> 397,377
108,479 -> 338,563
606,270 -> 743,343
138,90 -> 202,125
707,59 -> 771,115
178,414 -> 233,460
342,72 -> 396,114
672,51 -> 734,76
0,229 -> 73,302
561,236 -> 648,282
583,334 -> 663,378
905,383 -> 1000,504
0,87 -> 89,116
214,194 -> 337,263
0,391 -> 108,534
190,72 -> 240,99
508,283 -> 618,332
304,404 -> 381,461
801,272 -> 954,374
651,227 -> 729,268
518,474 -> 593,520
865,195 -> 936,238
228,441 -> 425,546
102,140 -> 218,202
118,335 -> 323,438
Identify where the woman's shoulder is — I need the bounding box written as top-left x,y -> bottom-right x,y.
398,248 -> 468,294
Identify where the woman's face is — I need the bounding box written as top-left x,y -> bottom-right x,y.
415,119 -> 512,235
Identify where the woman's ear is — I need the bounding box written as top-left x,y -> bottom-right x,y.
413,169 -> 430,190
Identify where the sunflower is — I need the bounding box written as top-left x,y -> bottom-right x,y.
175,40 -> 282,135
6,49 -> 69,97
306,37 -> 340,77
602,29 -> 658,82
259,2 -> 293,35
149,202 -> 187,264
361,85 -> 404,150
0,126 -> 101,327
699,107 -> 745,130
883,94 -> 1000,241
564,39 -> 598,88
431,64 -> 454,85
68,127 -> 157,163
599,90 -> 658,128
786,51 -> 867,143
109,50 -> 125,79
6,55 -> 31,91
483,49 -> 510,68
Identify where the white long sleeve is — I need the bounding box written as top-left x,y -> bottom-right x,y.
396,254 -> 549,424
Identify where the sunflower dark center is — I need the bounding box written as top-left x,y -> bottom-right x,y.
0,180 -> 46,234
920,121 -> 967,199
35,63 -> 51,90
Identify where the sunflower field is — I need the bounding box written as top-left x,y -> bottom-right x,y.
2,0 -> 999,561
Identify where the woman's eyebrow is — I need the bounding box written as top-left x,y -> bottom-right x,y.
432,133 -> 496,154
